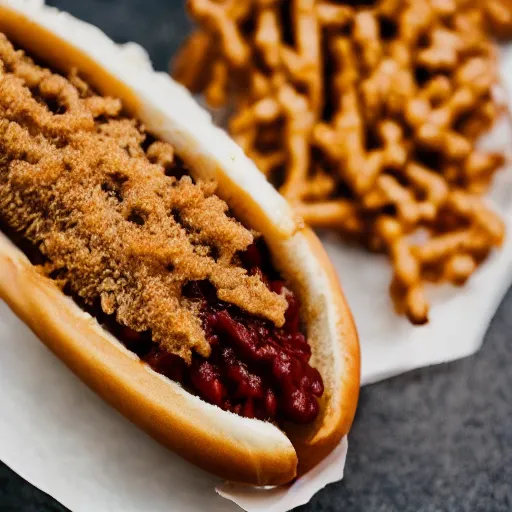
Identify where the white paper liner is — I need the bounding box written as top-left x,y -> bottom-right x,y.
0,304 -> 234,512
0,1 -> 512,510
216,437 -> 348,511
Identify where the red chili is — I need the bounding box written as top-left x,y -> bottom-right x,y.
128,242 -> 324,425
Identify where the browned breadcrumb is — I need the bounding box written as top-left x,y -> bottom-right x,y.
0,33 -> 287,362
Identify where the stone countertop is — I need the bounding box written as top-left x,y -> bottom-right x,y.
0,1 -> 511,510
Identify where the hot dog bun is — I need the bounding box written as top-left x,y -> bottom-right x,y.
0,0 -> 360,486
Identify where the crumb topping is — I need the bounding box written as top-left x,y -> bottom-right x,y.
0,34 -> 287,361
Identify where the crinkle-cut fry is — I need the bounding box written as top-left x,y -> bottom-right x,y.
330,37 -> 359,92
388,238 -> 429,325
379,120 -> 409,168
458,99 -> 499,139
363,175 -> 410,210
316,118 -> 406,167
407,81 -> 492,161
375,215 -> 403,245
294,0 -> 321,69
417,123 -> 472,160
298,169 -> 337,201
172,31 -> 215,93
229,96 -> 281,133
255,4 -> 281,69
227,0 -> 254,20
454,57 -> 497,97
463,151 -> 505,182
364,175 -> 436,225
278,85 -> 313,200
404,76 -> 452,128
484,0 -> 512,38
321,91 -> 384,195
295,200 -> 364,234
443,253 -> 477,285
187,0 -> 250,67
360,59 -> 415,120
422,76 -> 452,104
417,27 -> 463,70
387,67 -> 417,115
316,3 -> 353,27
377,0 -> 403,18
398,0 -> 435,44
447,190 -> 506,245
177,0 -> 506,326
344,153 -> 385,198
405,163 -> 449,208
466,179 -> 494,195
280,0 -> 323,114
404,98 -> 430,129
387,38 -> 413,68
249,68 -> 274,99
453,8 -> 493,52
316,119 -> 406,199
431,0 -> 458,17
413,88 -> 480,130
404,284 -> 430,325
204,59 -> 229,108
390,237 -> 421,286
312,122 -> 339,160
412,229 -> 490,264
352,11 -> 382,71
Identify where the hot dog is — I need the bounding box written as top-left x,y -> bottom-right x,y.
0,0 -> 360,486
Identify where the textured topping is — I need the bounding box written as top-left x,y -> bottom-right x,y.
118,240 -> 324,425
0,33 -> 287,362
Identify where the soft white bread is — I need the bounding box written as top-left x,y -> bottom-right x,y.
0,0 -> 360,485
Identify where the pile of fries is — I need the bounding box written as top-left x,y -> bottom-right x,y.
173,0 -> 512,324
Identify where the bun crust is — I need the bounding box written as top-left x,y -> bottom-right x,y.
292,230 -> 360,476
0,0 -> 360,485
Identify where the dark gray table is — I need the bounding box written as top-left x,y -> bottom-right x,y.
1,1 -> 511,510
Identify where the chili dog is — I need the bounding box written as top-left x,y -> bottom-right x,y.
0,0 -> 360,486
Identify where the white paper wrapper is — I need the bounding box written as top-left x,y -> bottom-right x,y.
216,438 -> 348,511
1,1 -> 512,509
